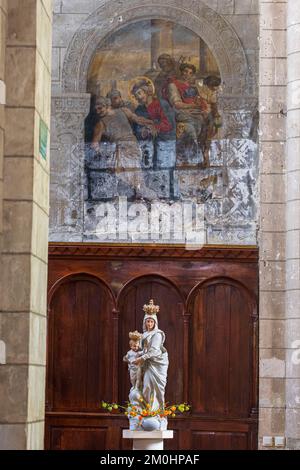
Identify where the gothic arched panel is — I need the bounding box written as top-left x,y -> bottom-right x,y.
188,278 -> 256,418
46,274 -> 114,412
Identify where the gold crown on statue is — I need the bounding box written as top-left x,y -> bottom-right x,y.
143,299 -> 160,315
129,331 -> 142,341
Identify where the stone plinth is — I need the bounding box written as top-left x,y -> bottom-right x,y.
123,430 -> 174,450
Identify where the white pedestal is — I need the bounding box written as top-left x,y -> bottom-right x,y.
123,430 -> 174,450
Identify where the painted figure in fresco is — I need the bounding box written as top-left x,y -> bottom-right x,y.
154,53 -> 177,99
123,331 -> 144,390
84,95 -> 102,144
131,79 -> 173,142
153,54 -> 177,141
167,62 -> 209,163
91,97 -> 157,199
91,96 -> 148,160
85,92 -> 136,144
106,89 -> 134,111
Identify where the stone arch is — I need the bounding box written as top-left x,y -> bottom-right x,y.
62,0 -> 250,96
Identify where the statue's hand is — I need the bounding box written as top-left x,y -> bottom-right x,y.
133,357 -> 144,366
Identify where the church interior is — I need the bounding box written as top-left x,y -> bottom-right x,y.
0,0 -> 299,451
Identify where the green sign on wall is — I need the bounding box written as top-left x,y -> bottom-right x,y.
39,118 -> 48,160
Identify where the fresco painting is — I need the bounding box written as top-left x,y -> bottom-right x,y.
84,20 -> 223,206
50,18 -> 258,244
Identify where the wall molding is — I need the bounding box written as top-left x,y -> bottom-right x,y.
49,242 -> 258,261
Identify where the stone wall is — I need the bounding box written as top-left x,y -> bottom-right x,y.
0,0 -> 52,450
52,0 -> 258,96
259,0 -> 287,449
286,0 -> 300,450
0,0 -> 7,366
259,0 -> 300,451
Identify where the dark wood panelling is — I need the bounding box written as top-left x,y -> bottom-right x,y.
46,243 -> 258,450
191,431 -> 248,450
188,279 -> 255,418
47,275 -> 114,412
50,426 -> 108,450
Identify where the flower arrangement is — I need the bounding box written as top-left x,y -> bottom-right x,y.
101,396 -> 190,425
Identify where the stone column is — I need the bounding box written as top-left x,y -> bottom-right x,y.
286,0 -> 300,450
150,20 -> 174,67
259,0 -> 287,449
0,0 -> 7,364
0,0 -> 52,449
49,94 -> 90,242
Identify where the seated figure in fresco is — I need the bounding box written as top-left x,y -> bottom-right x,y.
91,97 -> 157,200
167,62 -> 209,165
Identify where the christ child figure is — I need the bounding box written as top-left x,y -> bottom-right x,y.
123,331 -> 144,390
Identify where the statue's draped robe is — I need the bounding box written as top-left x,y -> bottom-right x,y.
141,329 -> 169,411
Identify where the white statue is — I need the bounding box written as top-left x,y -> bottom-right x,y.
123,331 -> 144,390
127,299 -> 169,430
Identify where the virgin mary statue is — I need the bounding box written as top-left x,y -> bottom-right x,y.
132,300 -> 169,411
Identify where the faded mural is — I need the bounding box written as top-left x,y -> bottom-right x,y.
50,13 -> 258,245
85,22 -> 222,203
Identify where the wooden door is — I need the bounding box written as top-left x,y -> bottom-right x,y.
187,278 -> 257,449
45,244 -> 258,450
46,274 -> 116,449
